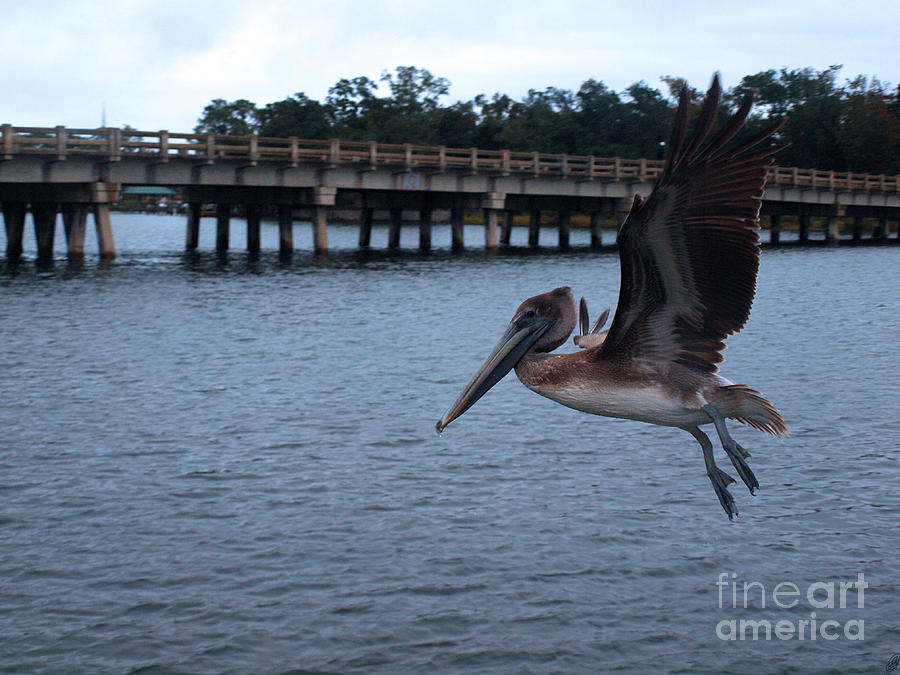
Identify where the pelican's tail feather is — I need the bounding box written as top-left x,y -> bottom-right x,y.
714,384 -> 788,437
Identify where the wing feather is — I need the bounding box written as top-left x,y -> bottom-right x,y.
600,74 -> 783,372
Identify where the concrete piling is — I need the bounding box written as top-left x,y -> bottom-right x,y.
215,203 -> 230,251
798,214 -> 810,243
528,210 -> 541,247
3,202 -> 26,259
500,211 -> 513,246
769,214 -> 781,246
32,203 -> 58,260
359,207 -> 373,247
590,212 -> 603,248
558,209 -> 570,249
450,208 -> 464,251
92,204 -> 116,259
483,209 -> 499,250
186,203 -> 201,250
313,206 -> 328,253
246,204 -> 261,253
419,208 -> 432,250
278,205 -> 293,254
61,203 -> 87,257
9,191 -> 898,260
388,208 -> 402,249
825,216 -> 840,244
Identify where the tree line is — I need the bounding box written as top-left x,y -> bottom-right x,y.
195,65 -> 900,174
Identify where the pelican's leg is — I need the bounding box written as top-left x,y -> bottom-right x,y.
689,427 -> 737,520
702,404 -> 759,495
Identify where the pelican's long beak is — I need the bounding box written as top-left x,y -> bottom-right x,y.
436,314 -> 553,433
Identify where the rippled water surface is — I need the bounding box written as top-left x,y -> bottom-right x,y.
1,214 -> 899,673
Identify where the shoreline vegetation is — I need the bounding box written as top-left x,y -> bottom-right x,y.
191,65 -> 899,176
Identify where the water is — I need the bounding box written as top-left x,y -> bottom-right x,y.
1,214 -> 899,673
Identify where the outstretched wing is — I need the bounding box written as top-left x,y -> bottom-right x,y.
600,74 -> 784,373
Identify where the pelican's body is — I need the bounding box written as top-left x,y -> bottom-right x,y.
517,350 -> 717,428
437,75 -> 787,519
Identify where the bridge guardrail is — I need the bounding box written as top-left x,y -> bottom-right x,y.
2,125 -> 899,193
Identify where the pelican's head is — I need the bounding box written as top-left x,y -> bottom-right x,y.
436,286 -> 576,433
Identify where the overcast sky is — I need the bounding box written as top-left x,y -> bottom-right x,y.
1,0 -> 897,132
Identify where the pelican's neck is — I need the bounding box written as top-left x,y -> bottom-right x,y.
513,350 -> 569,390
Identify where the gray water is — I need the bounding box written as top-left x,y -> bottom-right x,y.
1,214 -> 899,673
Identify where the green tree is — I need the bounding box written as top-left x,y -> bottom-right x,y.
575,79 -> 626,155
191,65 -> 900,174
732,66 -> 845,170
380,66 -> 449,115
256,93 -> 330,138
496,88 -> 568,151
325,76 -> 379,138
432,101 -> 478,147
471,93 -> 519,149
377,66 -> 451,144
194,98 -> 258,135
619,82 -> 672,158
841,77 -> 900,173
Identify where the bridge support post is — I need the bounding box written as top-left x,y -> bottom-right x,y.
32,203 -> 57,260
419,208 -> 432,250
216,203 -> 230,251
186,203 -> 201,250
313,206 -> 328,253
769,214 -> 781,246
3,202 -> 26,259
246,204 -> 261,252
61,203 -> 88,257
558,208 -> 570,248
278,205 -> 293,254
825,216 -> 840,244
359,207 -> 373,247
450,208 -> 464,251
851,216 -> 863,241
500,211 -> 513,245
483,209 -> 499,250
92,204 -> 116,259
528,209 -> 541,246
389,208 -> 402,248
482,192 -> 503,250
590,212 -> 603,248
798,214 -> 810,243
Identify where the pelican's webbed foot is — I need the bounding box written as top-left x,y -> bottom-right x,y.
709,467 -> 738,520
713,466 -> 736,487
703,404 -> 759,495
690,427 -> 738,520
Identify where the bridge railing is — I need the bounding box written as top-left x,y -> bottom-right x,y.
2,125 -> 899,193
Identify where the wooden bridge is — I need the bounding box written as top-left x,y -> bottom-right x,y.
2,124 -> 899,259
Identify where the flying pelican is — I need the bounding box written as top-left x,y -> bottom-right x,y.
436,75 -> 787,519
573,299 -> 609,349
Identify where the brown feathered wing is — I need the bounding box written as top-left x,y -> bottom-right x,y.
599,74 -> 784,373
